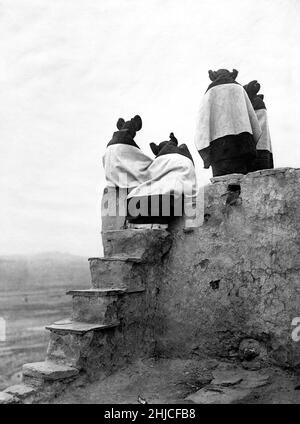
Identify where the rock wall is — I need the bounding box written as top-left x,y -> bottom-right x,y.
154,168 -> 300,368
1,167 -> 299,404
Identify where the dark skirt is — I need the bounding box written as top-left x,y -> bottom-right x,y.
199,132 -> 257,177
127,194 -> 184,224
211,158 -> 252,177
249,150 -> 274,172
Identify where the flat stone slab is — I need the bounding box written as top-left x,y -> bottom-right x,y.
126,224 -> 169,230
241,360 -> 262,371
22,361 -> 79,381
238,372 -> 270,389
102,227 -> 171,259
210,173 -> 244,183
186,366 -> 270,404
88,255 -> 143,263
212,368 -> 270,389
46,319 -> 119,334
212,370 -> 244,386
210,168 -> 294,184
0,392 -> 16,404
103,228 -> 168,234
66,288 -> 145,297
245,167 -> 293,179
4,384 -> 37,399
186,386 -> 251,404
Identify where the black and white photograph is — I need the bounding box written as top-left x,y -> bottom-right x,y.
0,0 -> 299,409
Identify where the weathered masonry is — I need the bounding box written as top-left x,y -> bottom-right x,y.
1,167 -> 299,404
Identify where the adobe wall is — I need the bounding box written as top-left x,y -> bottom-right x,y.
154,168 -> 300,368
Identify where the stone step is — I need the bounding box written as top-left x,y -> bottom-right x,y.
102,228 -> 170,258
22,361 -> 79,385
68,288 -> 145,323
46,319 -> 120,369
4,384 -> 37,402
66,288 -> 145,297
72,295 -> 118,324
89,257 -> 144,290
0,391 -> 17,404
45,319 -> 119,334
105,227 -> 167,232
88,255 -> 144,263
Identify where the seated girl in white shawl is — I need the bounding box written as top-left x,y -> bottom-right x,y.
127,133 -> 198,226
243,80 -> 274,171
194,69 -> 262,177
102,115 -> 152,231
103,115 -> 152,189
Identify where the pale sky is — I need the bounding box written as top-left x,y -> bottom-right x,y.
0,0 -> 299,256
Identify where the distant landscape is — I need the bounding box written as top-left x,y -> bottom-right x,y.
0,252 -> 91,390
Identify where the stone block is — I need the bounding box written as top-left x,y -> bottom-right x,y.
46,330 -> 94,368
22,361 -> 79,381
101,186 -> 128,232
0,391 -> 16,404
102,229 -> 172,261
4,384 -> 37,400
46,319 -> 119,334
71,294 -> 119,324
88,258 -> 144,290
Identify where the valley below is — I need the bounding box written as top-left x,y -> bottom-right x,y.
0,252 -> 90,390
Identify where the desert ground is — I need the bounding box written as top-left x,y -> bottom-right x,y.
0,253 -> 90,390
49,358 -> 300,404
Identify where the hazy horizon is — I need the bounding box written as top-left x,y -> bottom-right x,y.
0,250 -> 87,258
1,0 -> 300,256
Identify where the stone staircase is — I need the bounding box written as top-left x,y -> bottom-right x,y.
0,228 -> 172,404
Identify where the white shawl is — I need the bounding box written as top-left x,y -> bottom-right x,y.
103,144 -> 152,189
128,153 -> 197,200
194,83 -> 262,151
256,109 -> 272,152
